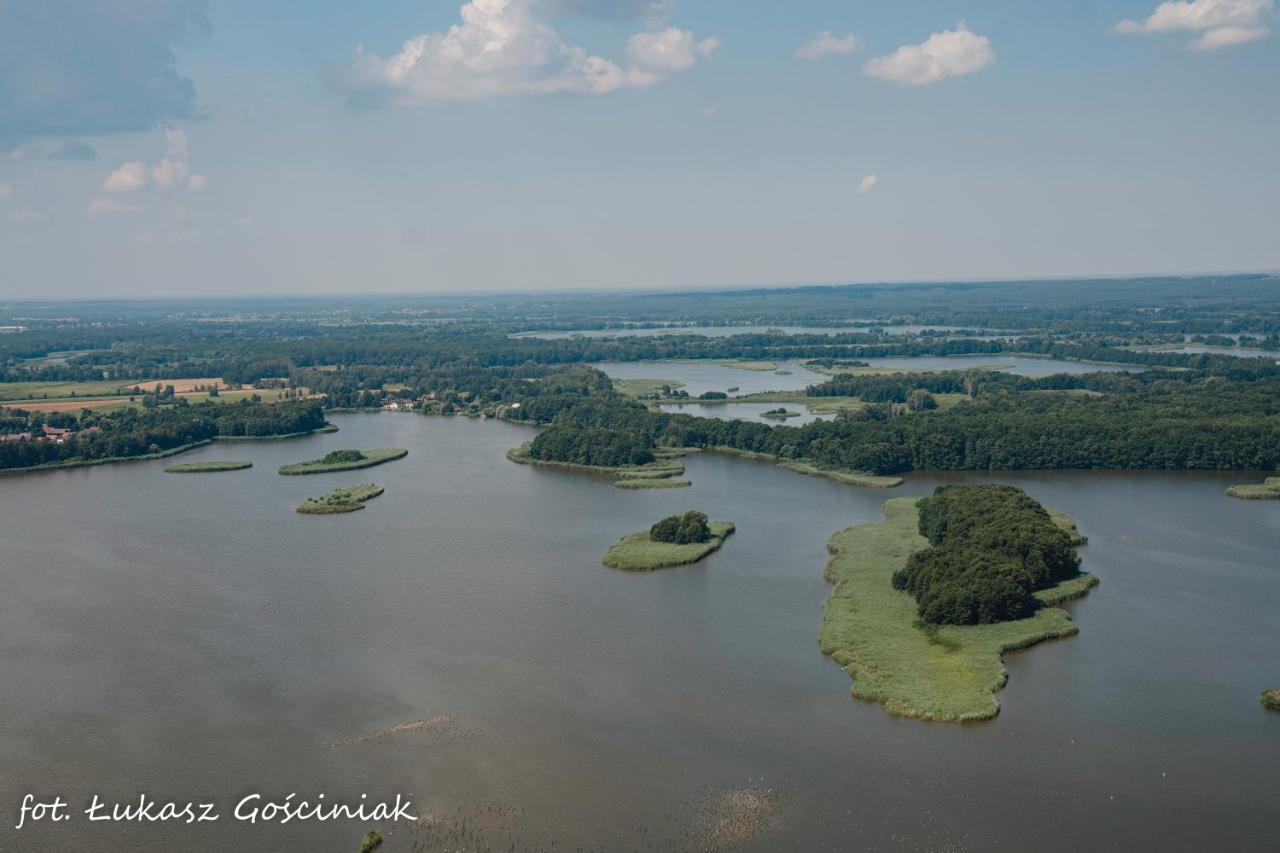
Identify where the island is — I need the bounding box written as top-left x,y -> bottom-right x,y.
279,448 -> 408,475
507,432 -> 689,489
1226,476 -> 1280,499
164,460 -> 253,473
1262,689 -> 1280,711
819,484 -> 1097,722
602,511 -> 735,571
759,407 -> 800,420
297,484 -> 385,514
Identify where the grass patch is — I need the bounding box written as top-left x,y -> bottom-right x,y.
614,478 -> 692,489
603,522 -> 735,571
279,447 -> 407,475
164,460 -> 252,473
297,483 -> 385,514
1226,476 -> 1280,500
1262,689 -> 1280,711
612,378 -> 686,397
818,497 -> 1096,722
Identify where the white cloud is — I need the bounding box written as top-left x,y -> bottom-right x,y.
857,174 -> 879,194
103,161 -> 150,192
324,0 -> 717,105
1115,0 -> 1273,50
863,23 -> 995,85
795,31 -> 861,61
0,183 -> 12,203
87,198 -> 140,216
102,129 -> 205,194
626,27 -> 718,73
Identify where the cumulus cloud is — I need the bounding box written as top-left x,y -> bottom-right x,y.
323,0 -> 717,106
0,0 -> 208,148
857,174 -> 879,194
795,31 -> 861,61
863,23 -> 995,85
1114,0 -> 1274,50
87,198 -> 140,216
626,27 -> 718,73
102,129 -> 203,193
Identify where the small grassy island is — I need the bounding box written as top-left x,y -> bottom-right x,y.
164,460 -> 253,473
603,511 -> 735,571
1262,689 -> 1280,711
297,484 -> 385,514
819,485 -> 1097,722
507,433 -> 690,489
1226,476 -> 1280,500
759,408 -> 801,420
279,448 -> 407,475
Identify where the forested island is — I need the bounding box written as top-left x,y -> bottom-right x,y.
509,437 -> 690,489
603,511 -> 735,571
819,486 -> 1096,721
278,448 -> 408,475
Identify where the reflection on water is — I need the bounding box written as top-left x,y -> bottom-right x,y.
0,413 -> 1276,851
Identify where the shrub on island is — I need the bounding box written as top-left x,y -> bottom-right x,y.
892,484 -> 1082,625
650,510 -> 712,544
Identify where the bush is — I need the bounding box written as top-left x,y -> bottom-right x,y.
650,510 -> 711,544
320,449 -> 366,464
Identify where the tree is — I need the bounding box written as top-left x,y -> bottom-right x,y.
651,510 -> 711,544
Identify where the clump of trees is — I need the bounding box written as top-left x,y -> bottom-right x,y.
320,449 -> 366,464
650,510 -> 711,544
892,484 -> 1081,625
527,424 -> 655,467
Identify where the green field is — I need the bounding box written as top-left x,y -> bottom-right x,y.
297,483 -> 386,514
507,442 -> 687,488
602,521 -> 735,571
1226,476 -> 1280,500
164,460 -> 253,473
818,497 -> 1096,722
279,448 -> 408,475
612,378 -> 687,397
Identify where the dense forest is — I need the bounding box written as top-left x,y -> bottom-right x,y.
892,485 -> 1082,625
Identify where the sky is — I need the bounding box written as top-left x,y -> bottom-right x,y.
0,0 -> 1277,298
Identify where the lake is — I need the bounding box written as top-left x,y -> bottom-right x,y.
516,325 -> 981,340
658,400 -> 837,426
0,413 -> 1277,852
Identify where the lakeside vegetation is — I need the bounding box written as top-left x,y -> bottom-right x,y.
818,497 -> 1095,721
603,512 -> 735,571
279,448 -> 408,475
508,441 -> 687,488
164,460 -> 253,473
297,483 -> 385,514
1262,690 -> 1280,711
1226,476 -> 1280,500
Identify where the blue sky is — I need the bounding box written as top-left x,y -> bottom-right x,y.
0,0 -> 1277,297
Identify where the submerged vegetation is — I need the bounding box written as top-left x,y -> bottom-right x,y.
279,448 -> 407,475
1226,476 -> 1280,500
164,460 -> 253,473
603,514 -> 735,571
818,497 -> 1095,721
297,483 -> 385,514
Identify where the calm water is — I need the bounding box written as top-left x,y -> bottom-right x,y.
1,414 -> 1277,852
1162,345 -> 1280,361
657,401 -> 836,426
857,354 -> 1141,377
592,360 -> 830,396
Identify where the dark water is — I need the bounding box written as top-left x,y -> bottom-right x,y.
0,414 -> 1277,852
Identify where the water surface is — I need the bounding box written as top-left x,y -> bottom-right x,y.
0,414 -> 1276,852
